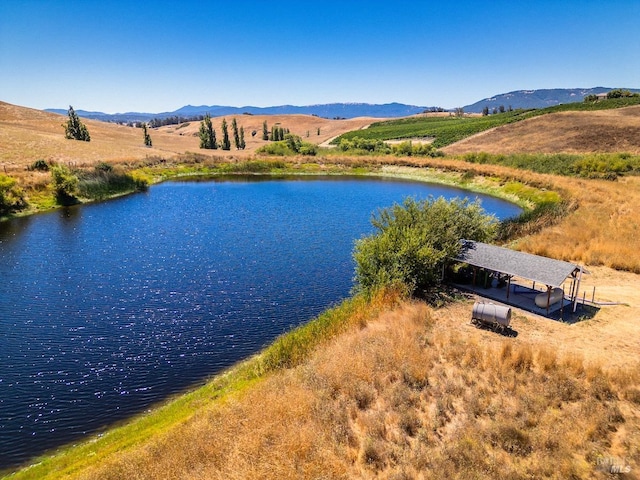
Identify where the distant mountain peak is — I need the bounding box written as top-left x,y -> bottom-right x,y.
463,87 -> 640,112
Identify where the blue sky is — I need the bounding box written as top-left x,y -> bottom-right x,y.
1,0 -> 638,113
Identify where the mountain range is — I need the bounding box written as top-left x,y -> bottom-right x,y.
45,87 -> 640,122
463,87 -> 640,113
45,103 -> 433,123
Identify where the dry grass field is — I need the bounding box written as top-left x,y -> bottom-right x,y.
156,114 -> 376,151
0,101 -> 375,171
3,101 -> 640,479
443,105 -> 640,155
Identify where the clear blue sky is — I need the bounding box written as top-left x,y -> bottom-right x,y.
1,0 -> 638,113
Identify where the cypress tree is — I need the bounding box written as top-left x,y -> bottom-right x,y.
221,118 -> 231,150
63,106 -> 91,141
262,120 -> 268,140
142,123 -> 152,147
239,127 -> 246,149
232,118 -> 240,150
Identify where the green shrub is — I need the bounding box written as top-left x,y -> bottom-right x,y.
256,135 -> 318,156
0,174 -> 28,215
256,141 -> 293,156
50,165 -> 79,204
353,197 -> 496,298
28,159 -> 50,171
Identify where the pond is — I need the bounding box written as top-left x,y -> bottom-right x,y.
0,175 -> 521,469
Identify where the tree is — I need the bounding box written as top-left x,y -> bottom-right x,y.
232,118 -> 240,150
262,121 -> 269,140
499,105 -> 505,114
353,197 -> 496,298
63,106 -> 91,141
607,89 -> 632,99
239,126 -> 246,149
221,118 -> 231,150
142,124 -> 152,147
198,114 -> 217,149
482,106 -> 489,116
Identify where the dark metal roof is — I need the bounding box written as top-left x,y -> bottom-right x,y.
455,240 -> 582,287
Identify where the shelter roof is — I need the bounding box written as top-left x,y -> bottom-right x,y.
454,240 -> 582,288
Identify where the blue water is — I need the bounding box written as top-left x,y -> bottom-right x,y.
0,176 -> 521,470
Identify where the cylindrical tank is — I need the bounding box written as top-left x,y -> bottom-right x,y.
534,287 -> 564,308
472,302 -> 511,327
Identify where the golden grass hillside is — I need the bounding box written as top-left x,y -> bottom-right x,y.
0,102 -> 197,169
156,114 -> 376,151
0,101 -> 375,173
443,105 -> 640,155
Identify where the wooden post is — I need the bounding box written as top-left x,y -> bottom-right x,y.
546,286 -> 552,315
592,286 -> 596,304
507,276 -> 511,299
573,266 -> 583,313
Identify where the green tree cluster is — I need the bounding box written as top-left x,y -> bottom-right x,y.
353,197 -> 496,298
270,126 -> 289,141
256,134 -> 317,156
198,114 -> 217,149
63,106 -> 91,141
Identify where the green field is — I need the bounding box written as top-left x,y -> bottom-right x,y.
332,97 -> 640,148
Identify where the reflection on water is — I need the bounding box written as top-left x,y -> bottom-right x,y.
0,176 -> 521,470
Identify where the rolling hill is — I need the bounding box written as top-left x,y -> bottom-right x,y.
443,105 -> 640,155
0,101 -> 376,173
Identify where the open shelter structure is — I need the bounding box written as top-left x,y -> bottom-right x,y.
452,240 -> 587,315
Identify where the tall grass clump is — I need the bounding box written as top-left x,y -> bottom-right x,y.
219,159 -> 288,173
497,197 -> 575,241
77,163 -> 148,200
